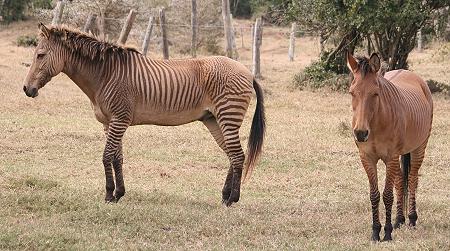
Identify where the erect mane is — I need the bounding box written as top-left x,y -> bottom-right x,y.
42,25 -> 139,61
355,56 -> 371,77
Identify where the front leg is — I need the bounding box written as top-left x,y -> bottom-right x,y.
103,118 -> 129,203
382,157 -> 401,241
112,142 -> 125,201
360,155 -> 381,241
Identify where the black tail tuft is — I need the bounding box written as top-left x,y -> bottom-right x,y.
401,153 -> 411,216
242,79 -> 265,182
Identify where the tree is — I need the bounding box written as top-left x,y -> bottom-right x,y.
0,0 -> 28,23
288,0 -> 450,72
0,0 -> 52,24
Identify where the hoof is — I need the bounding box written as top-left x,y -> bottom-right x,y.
222,192 -> 240,207
222,199 -> 234,207
105,198 -> 117,203
114,190 -> 125,202
394,215 -> 405,229
371,224 -> 382,242
408,212 -> 418,227
371,234 -> 380,242
382,234 -> 392,241
105,194 -> 123,203
222,190 -> 231,202
105,193 -> 115,203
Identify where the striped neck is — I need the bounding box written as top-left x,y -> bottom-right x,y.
62,47 -> 106,102
372,76 -> 403,129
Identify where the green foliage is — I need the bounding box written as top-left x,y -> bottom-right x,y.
0,0 -> 28,23
292,61 -> 349,92
16,35 -> 38,47
289,0 -> 450,90
203,35 -> 223,55
231,0 -> 252,17
32,0 -> 53,9
231,0 -> 293,23
319,50 -> 348,74
0,0 -> 52,23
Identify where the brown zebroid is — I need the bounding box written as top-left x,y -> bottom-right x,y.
347,52 -> 433,241
23,24 -> 265,206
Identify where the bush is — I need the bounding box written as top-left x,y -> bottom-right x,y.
203,35 -> 222,55
17,35 -> 38,47
292,61 -> 350,92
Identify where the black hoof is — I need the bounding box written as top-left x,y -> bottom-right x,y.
114,190 -> 125,202
394,215 -> 405,229
371,234 -> 381,242
105,197 -> 116,203
222,199 -> 234,207
382,234 -> 392,241
222,192 -> 240,207
222,189 -> 231,202
371,224 -> 382,242
408,212 -> 418,227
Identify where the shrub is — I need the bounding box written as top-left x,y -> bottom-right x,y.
17,35 -> 38,47
292,61 -> 350,92
203,35 -> 222,55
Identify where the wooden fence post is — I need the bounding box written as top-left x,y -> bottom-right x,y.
191,0 -> 197,58
142,16 -> 154,56
51,0 -> 65,26
118,9 -> 137,45
288,22 -> 296,61
252,17 -> 262,78
97,10 -> 106,40
417,28 -> 423,52
230,14 -> 238,59
160,8 -> 169,60
222,0 -> 233,58
251,24 -> 254,61
240,26 -> 244,48
83,13 -> 97,33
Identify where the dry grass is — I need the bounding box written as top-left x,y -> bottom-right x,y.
0,20 -> 449,250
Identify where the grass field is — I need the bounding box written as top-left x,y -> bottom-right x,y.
0,20 -> 449,250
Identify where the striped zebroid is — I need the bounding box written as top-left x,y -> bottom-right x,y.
347,53 -> 433,241
23,24 -> 265,206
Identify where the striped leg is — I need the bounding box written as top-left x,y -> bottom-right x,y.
201,116 -> 233,202
216,114 -> 246,206
408,143 -> 427,226
361,155 -> 381,241
221,129 -> 245,207
103,118 -> 130,202
382,157 -> 401,241
112,142 -> 125,200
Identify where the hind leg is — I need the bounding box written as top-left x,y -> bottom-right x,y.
202,116 -> 233,202
220,130 -> 245,207
215,101 -> 249,206
408,142 -> 427,227
203,115 -> 245,206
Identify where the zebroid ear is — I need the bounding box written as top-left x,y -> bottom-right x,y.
346,51 -> 358,73
369,53 -> 381,73
38,22 -> 50,38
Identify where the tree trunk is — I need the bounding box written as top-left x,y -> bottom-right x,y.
191,0 -> 197,58
222,0 -> 233,58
